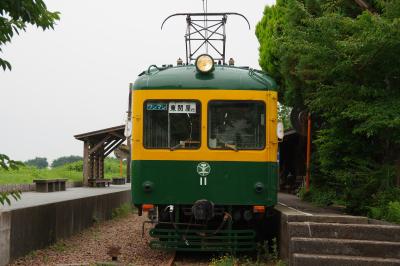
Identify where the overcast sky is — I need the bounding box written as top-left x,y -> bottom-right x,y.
0,0 -> 275,163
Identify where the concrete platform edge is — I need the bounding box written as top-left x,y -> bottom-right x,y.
276,204 -> 305,265
0,211 -> 11,266
0,188 -> 131,266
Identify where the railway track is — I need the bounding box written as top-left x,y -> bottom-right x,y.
165,251 -> 176,266
165,251 -> 218,266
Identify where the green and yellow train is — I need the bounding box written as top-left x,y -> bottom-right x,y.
129,53 -> 279,251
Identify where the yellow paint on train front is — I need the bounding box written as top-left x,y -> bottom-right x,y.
131,89 -> 278,162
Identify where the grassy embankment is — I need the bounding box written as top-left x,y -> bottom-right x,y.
0,158 -> 126,185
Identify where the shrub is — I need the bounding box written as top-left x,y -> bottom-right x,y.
112,203 -> 133,219
386,201 -> 400,224
209,255 -> 237,266
298,186 -> 336,207
368,188 -> 400,224
63,160 -> 83,172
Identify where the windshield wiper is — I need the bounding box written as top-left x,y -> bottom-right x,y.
170,142 -> 184,151
225,143 -> 238,151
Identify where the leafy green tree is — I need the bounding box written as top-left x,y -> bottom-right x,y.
278,103 -> 292,130
1,0 -> 59,204
0,0 -> 60,70
25,157 -> 48,169
51,155 -> 82,168
0,190 -> 21,205
0,153 -> 22,170
0,154 -> 22,205
257,0 -> 400,214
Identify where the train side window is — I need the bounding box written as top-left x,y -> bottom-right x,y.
208,101 -> 265,150
143,100 -> 201,149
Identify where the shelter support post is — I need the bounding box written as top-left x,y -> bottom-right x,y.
83,141 -> 90,186
93,155 -> 99,179
99,145 -> 104,179
91,154 -> 95,179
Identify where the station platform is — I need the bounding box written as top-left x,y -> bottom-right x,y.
0,183 -> 130,212
278,192 -> 343,215
0,184 -> 131,266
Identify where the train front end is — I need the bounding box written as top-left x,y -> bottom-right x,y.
131,56 -> 278,251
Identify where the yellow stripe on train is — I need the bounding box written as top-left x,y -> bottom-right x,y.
131,89 -> 278,162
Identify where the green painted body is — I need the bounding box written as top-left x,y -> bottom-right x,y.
149,228 -> 256,252
133,65 -> 277,91
131,160 -> 278,206
131,63 -> 279,251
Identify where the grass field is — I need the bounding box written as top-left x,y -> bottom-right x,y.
0,158 -> 126,185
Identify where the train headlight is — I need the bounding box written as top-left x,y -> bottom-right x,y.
142,181 -> 154,192
254,182 -> 265,193
196,54 -> 214,73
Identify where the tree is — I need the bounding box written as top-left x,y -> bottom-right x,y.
0,0 -> 60,70
1,0 -> 59,204
25,157 -> 48,169
278,103 -> 292,130
51,155 -> 82,168
0,154 -> 22,205
256,0 -> 400,215
0,190 -> 20,205
0,153 -> 22,170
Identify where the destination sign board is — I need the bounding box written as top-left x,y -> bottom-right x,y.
168,102 -> 196,114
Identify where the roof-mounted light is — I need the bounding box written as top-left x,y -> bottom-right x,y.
195,54 -> 214,74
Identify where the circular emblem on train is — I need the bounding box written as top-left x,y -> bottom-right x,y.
197,162 -> 211,177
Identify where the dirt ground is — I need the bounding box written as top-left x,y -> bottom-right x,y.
9,213 -> 171,266
8,212 -> 280,266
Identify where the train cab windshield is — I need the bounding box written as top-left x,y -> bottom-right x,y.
144,101 -> 201,149
208,101 -> 265,150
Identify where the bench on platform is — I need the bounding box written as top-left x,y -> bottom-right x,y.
33,179 -> 67,192
87,178 -> 111,187
112,177 -> 126,185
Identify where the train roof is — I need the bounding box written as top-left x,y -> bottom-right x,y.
132,65 -> 277,91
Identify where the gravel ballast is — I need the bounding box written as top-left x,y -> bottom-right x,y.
9,213 -> 171,266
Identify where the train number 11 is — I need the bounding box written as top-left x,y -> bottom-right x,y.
200,176 -> 207,186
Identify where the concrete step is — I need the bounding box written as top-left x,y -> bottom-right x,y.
288,222 -> 400,242
291,237 -> 400,259
287,214 -> 368,224
293,253 -> 400,266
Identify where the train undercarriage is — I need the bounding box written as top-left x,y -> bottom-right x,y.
142,202 -> 278,252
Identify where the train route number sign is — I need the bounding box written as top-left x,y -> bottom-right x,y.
146,103 -> 168,111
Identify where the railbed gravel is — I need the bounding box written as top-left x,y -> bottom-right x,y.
9,213 -> 171,266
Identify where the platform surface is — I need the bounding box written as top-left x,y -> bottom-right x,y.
2,189 -> 339,213
278,192 -> 344,215
0,184 -> 131,212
